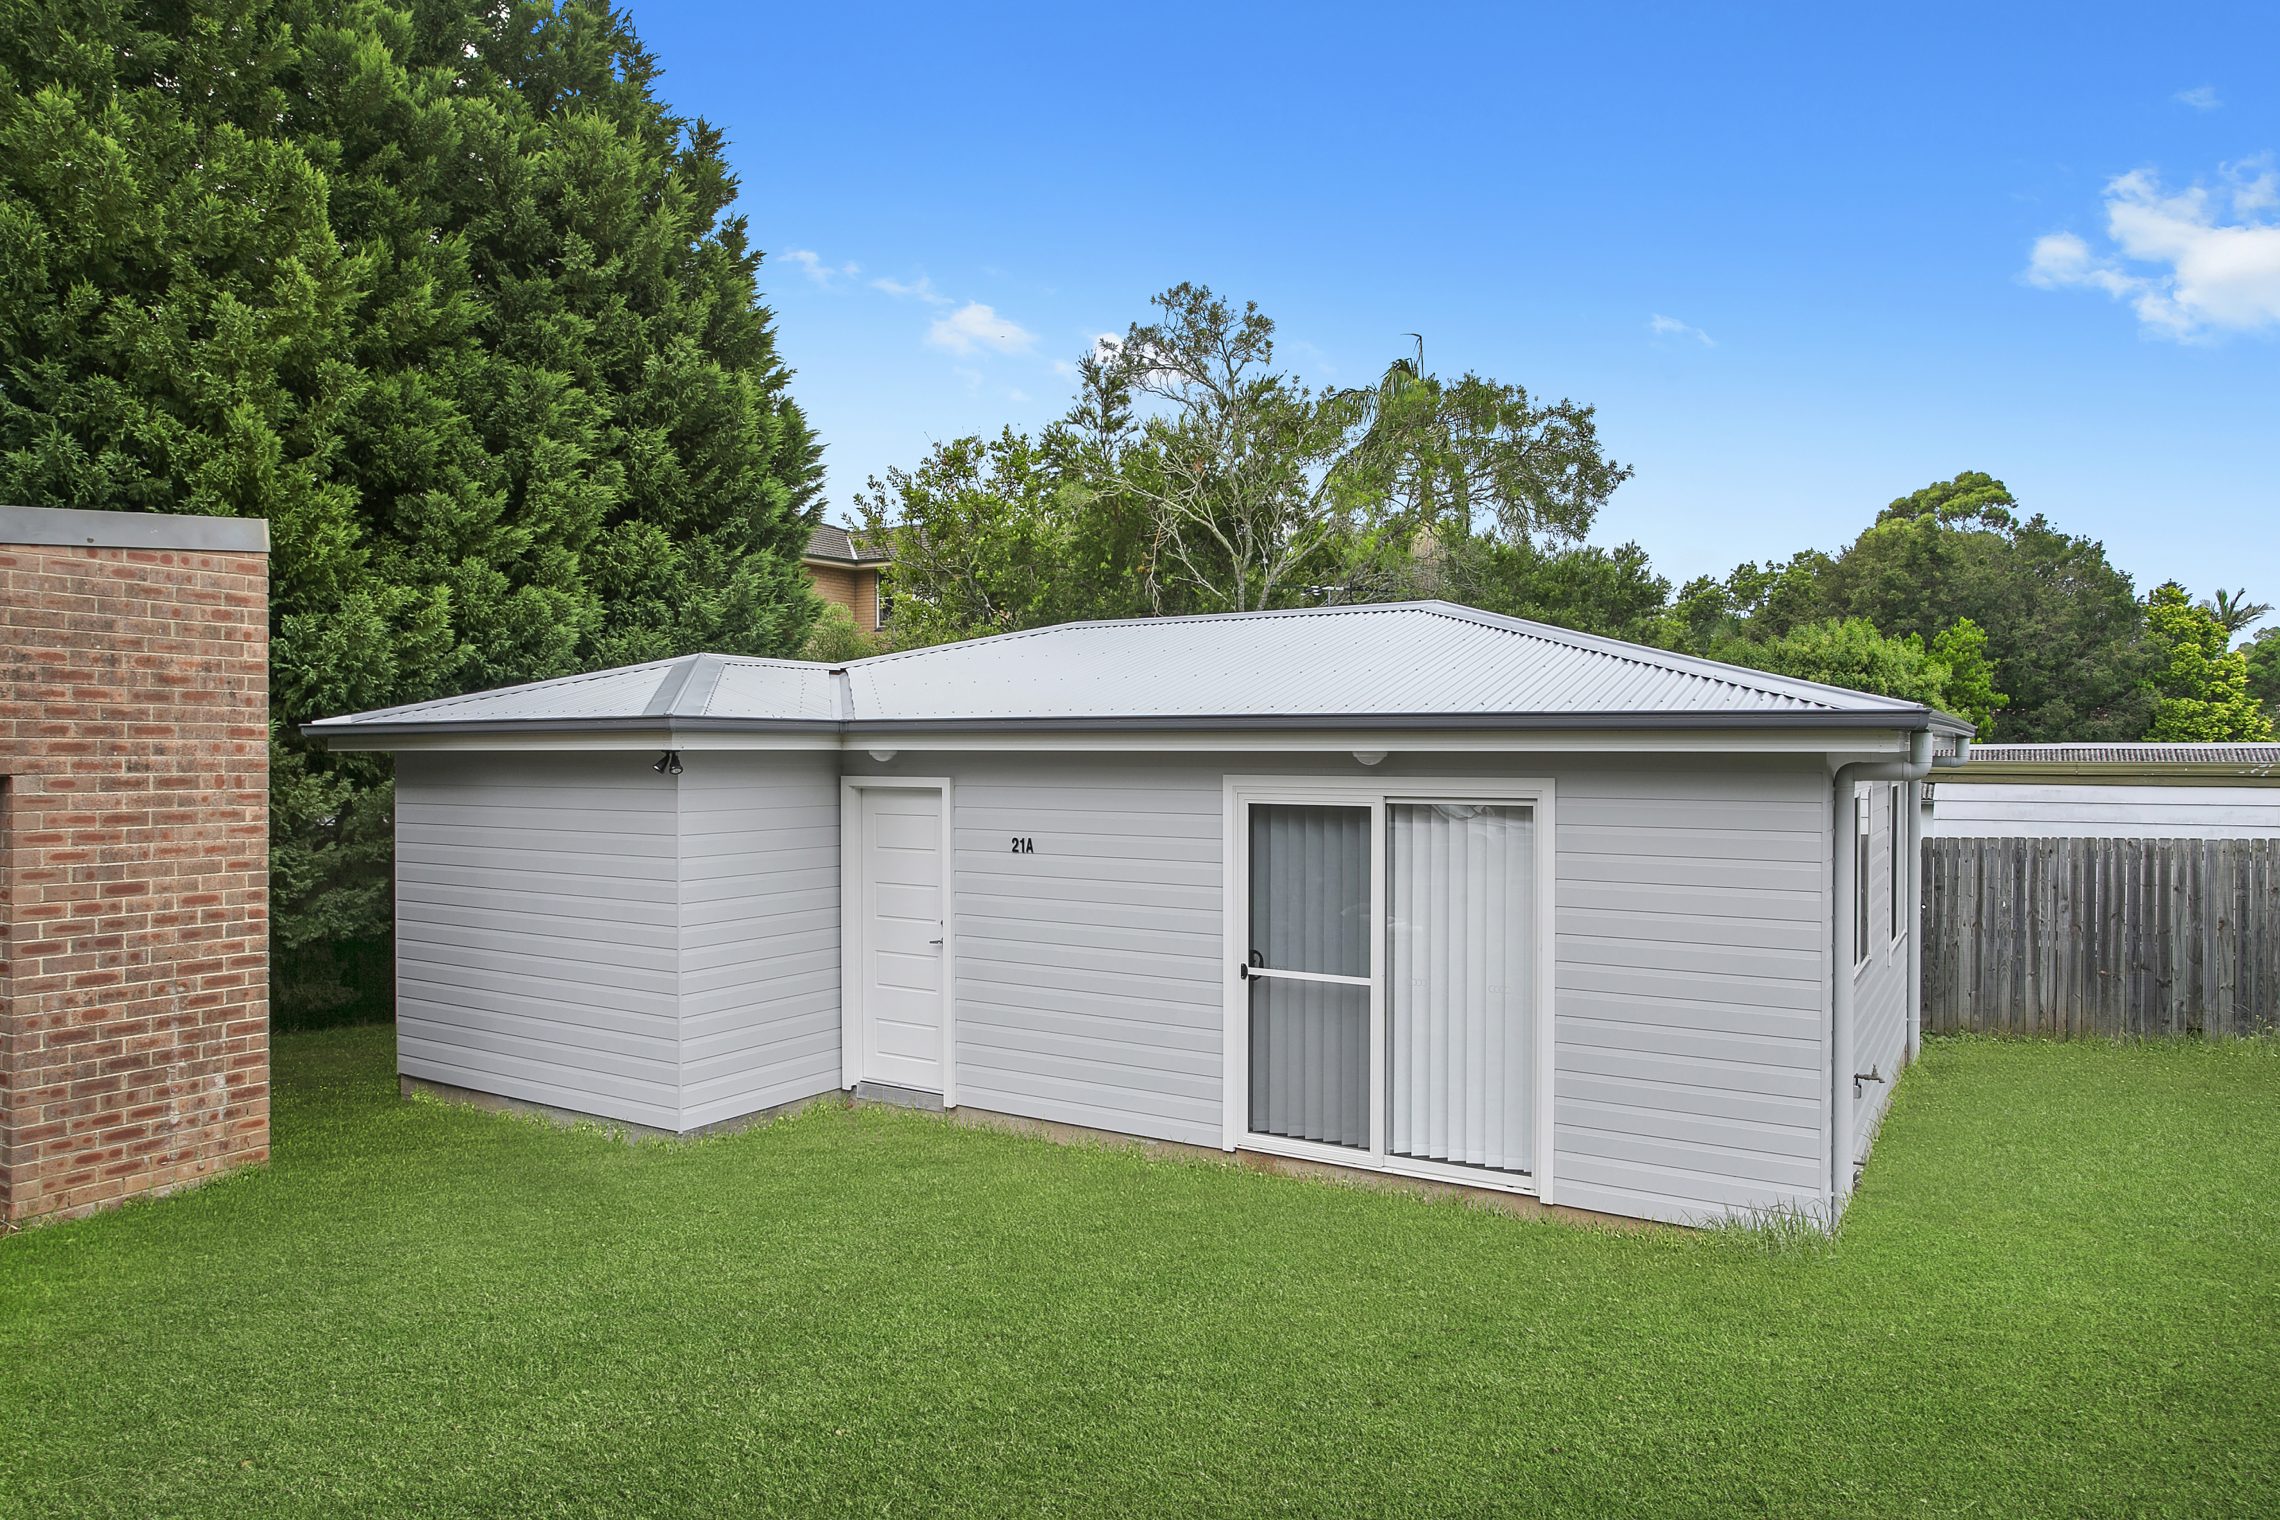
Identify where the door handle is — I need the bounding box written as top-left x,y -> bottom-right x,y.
928,936 -> 944,946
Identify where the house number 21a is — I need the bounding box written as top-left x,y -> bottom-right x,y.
1009,836 -> 1035,854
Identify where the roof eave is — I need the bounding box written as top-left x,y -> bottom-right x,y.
303,706 -> 1947,746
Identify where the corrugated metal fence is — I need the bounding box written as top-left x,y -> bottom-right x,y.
1922,837 -> 2280,1037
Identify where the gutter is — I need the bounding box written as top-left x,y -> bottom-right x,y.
1827,730 -> 1956,1220
302,705 -> 1975,745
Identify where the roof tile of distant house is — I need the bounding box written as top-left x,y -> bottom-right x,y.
804,523 -> 889,564
305,600 -> 1971,738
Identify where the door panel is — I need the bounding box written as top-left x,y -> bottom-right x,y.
861,787 -> 943,1090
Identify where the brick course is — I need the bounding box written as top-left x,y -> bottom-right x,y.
1,534 -> 269,1226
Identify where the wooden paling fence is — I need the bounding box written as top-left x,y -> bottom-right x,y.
1922,836 -> 2280,1038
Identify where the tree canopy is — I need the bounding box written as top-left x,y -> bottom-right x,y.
2141,583 -> 2275,742
0,0 -> 822,1020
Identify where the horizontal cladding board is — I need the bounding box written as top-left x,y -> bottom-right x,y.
399,1005 -> 676,1071
1556,1037 -> 1822,1100
1558,960 -> 1826,1012
1557,1013 -> 1820,1073
678,867 -> 838,911
396,953 -> 676,1019
680,946 -> 837,1000
399,1048 -> 679,1132
680,906 -> 837,956
1557,852 -> 1822,894
1557,905 -> 1824,952
397,881 -> 680,932
959,870 -> 1218,915
959,937 -> 1221,990
960,1017 -> 1221,1083
1555,986 -> 1821,1042
1553,1162 -> 1821,1224
397,913 -> 679,971
1557,795 -> 1825,834
400,1026 -> 676,1099
1555,1068 -> 1820,1134
1555,879 -> 1822,924
397,819 -> 679,859
680,968 -> 839,1026
395,859 -> 676,905
957,915 -> 1220,963
1559,823 -> 1827,863
957,977 -> 1222,1032
957,805 -> 1221,839
397,973 -> 675,1040
684,1023 -> 840,1087
396,840 -> 678,884
680,1064 -> 845,1128
678,821 -> 840,855
1555,1116 -> 1824,1190
682,1006 -> 839,1064
1558,930 -> 1821,983
953,1076 -> 1220,1148
958,890 -> 1213,939
398,935 -> 675,997
952,830 -> 1221,866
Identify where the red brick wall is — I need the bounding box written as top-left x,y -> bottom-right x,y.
804,561 -> 883,631
0,538 -> 269,1225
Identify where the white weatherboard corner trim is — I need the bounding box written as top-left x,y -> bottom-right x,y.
839,775 -> 957,1109
1219,772 -> 1557,1204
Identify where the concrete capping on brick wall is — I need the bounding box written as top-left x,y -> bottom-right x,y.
0,504 -> 270,554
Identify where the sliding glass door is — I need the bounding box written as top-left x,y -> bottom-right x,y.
1234,781 -> 1548,1187
1245,804 -> 1372,1150
1385,802 -> 1537,1176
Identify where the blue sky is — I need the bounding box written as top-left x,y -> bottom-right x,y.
635,1 -> 2279,627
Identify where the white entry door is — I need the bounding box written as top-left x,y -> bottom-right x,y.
855,784 -> 947,1092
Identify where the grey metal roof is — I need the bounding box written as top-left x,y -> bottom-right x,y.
305,601 -> 1970,740
1965,743 -> 2280,766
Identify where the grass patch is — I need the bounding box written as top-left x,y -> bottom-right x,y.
3,1029 -> 2276,1517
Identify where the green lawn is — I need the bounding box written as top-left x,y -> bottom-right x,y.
3,1029 -> 2276,1517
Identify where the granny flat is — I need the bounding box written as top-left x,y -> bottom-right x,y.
307,602 -> 1973,1227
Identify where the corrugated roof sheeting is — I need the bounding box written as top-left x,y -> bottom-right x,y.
307,601 -> 1950,734
841,603 -> 1910,721
1966,743 -> 2280,766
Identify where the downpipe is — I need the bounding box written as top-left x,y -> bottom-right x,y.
1829,730 -> 1937,1218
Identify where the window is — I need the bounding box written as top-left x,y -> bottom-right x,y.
1232,779 -> 1550,1189
1853,789 -> 1871,968
1889,783 -> 1906,945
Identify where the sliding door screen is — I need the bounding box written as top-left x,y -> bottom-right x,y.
1237,785 -> 1545,1183
1386,802 -> 1536,1175
1245,804 -> 1370,1149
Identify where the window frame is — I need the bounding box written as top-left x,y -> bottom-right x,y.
1853,788 -> 1873,971
1888,782 -> 1908,950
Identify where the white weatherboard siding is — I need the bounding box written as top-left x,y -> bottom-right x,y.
678,753 -> 842,1129
849,751 -> 1837,1223
1851,782 -> 1910,1165
927,756 -> 1226,1148
1548,760 -> 1831,1226
1930,783 -> 2280,839
395,752 -> 684,1129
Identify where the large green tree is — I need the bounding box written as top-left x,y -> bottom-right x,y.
0,0 -> 822,1021
1810,473 -> 2150,741
2141,583 -> 2275,742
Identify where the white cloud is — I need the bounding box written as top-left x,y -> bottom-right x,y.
2026,157 -> 2280,339
2175,84 -> 2221,111
871,274 -> 952,307
784,248 -> 858,285
927,302 -> 1038,356
1647,313 -> 1715,346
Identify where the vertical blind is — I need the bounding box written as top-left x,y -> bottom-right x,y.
1247,805 -> 1369,1149
1386,803 -> 1537,1175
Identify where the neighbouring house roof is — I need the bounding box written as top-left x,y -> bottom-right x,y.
1943,742 -> 2280,785
803,523 -> 890,566
304,600 -> 1973,741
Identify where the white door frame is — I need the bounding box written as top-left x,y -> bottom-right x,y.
840,776 -> 957,1105
1221,773 -> 1557,1202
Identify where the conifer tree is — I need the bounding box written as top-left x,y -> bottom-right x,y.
0,1 -> 823,1019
